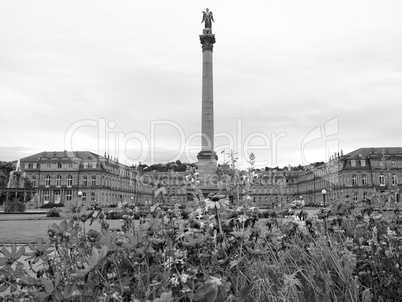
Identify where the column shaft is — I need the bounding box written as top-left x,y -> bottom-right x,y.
202,50 -> 214,151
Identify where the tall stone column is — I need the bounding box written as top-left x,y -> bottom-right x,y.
197,29 -> 218,191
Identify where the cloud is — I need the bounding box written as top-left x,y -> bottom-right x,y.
1,0 -> 402,167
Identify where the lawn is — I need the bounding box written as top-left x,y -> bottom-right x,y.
0,215 -> 122,244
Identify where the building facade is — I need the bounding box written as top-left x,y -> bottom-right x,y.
16,147 -> 402,209
19,151 -> 153,208
298,148 -> 402,206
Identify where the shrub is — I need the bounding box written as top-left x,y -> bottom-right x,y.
46,207 -> 62,217
180,209 -> 189,220
4,197 -> 26,213
40,202 -> 64,209
105,210 -> 124,220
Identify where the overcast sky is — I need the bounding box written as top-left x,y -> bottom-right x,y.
1,0 -> 401,169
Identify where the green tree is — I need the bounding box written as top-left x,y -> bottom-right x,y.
0,161 -> 14,189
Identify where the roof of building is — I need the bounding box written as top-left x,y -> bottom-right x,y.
19,151 -> 105,161
345,147 -> 402,157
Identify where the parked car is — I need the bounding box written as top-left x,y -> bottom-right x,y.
281,208 -> 295,217
290,199 -> 305,209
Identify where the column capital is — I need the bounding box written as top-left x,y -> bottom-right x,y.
197,150 -> 218,161
200,34 -> 216,52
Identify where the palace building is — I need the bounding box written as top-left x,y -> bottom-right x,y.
297,147 -> 402,206
14,147 -> 402,209
19,151 -> 153,208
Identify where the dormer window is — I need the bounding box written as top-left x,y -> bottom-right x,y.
351,160 -> 356,167
84,162 -> 88,168
361,160 -> 366,167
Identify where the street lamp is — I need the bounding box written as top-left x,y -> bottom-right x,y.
78,191 -> 82,197
322,189 -> 327,207
131,196 -> 134,205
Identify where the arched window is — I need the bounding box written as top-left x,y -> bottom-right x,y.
56,175 -> 62,187
45,175 -> 51,187
91,192 -> 96,201
31,176 -> 36,187
91,175 -> 96,186
83,175 -> 88,186
67,175 -> 73,187
82,192 -> 87,202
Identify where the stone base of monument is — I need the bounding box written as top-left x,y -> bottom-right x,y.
196,150 -> 220,197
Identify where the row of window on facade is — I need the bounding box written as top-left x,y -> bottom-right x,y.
301,173 -> 398,191
349,159 -> 398,167
31,175 -> 137,188
31,175 -> 91,187
25,163 -> 75,169
350,174 -> 398,186
24,162 -> 99,170
43,190 -> 96,203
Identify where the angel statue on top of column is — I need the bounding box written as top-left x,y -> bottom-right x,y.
202,8 -> 214,29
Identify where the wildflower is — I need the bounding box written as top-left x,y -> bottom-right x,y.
71,246 -> 108,279
237,215 -> 248,223
189,208 -> 204,219
345,237 -> 354,249
87,229 -> 102,243
24,237 -> 53,264
170,273 -> 189,285
48,220 -> 79,249
59,197 -> 93,221
170,274 -> 180,285
205,195 -> 229,211
387,227 -> 396,237
0,266 -> 24,293
193,276 -> 226,302
0,244 -> 25,270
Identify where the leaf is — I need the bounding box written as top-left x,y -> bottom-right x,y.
230,231 -> 246,238
159,290 -> 173,302
238,284 -> 253,302
193,282 -> 218,302
1,247 -> 11,258
246,247 -> 268,255
40,277 -> 54,293
59,212 -> 73,219
55,272 -> 61,288
229,256 -> 247,269
62,283 -> 73,298
60,220 -> 67,231
15,245 -> 25,260
0,282 -> 9,293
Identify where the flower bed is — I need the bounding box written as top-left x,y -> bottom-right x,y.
1,194 -> 402,301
